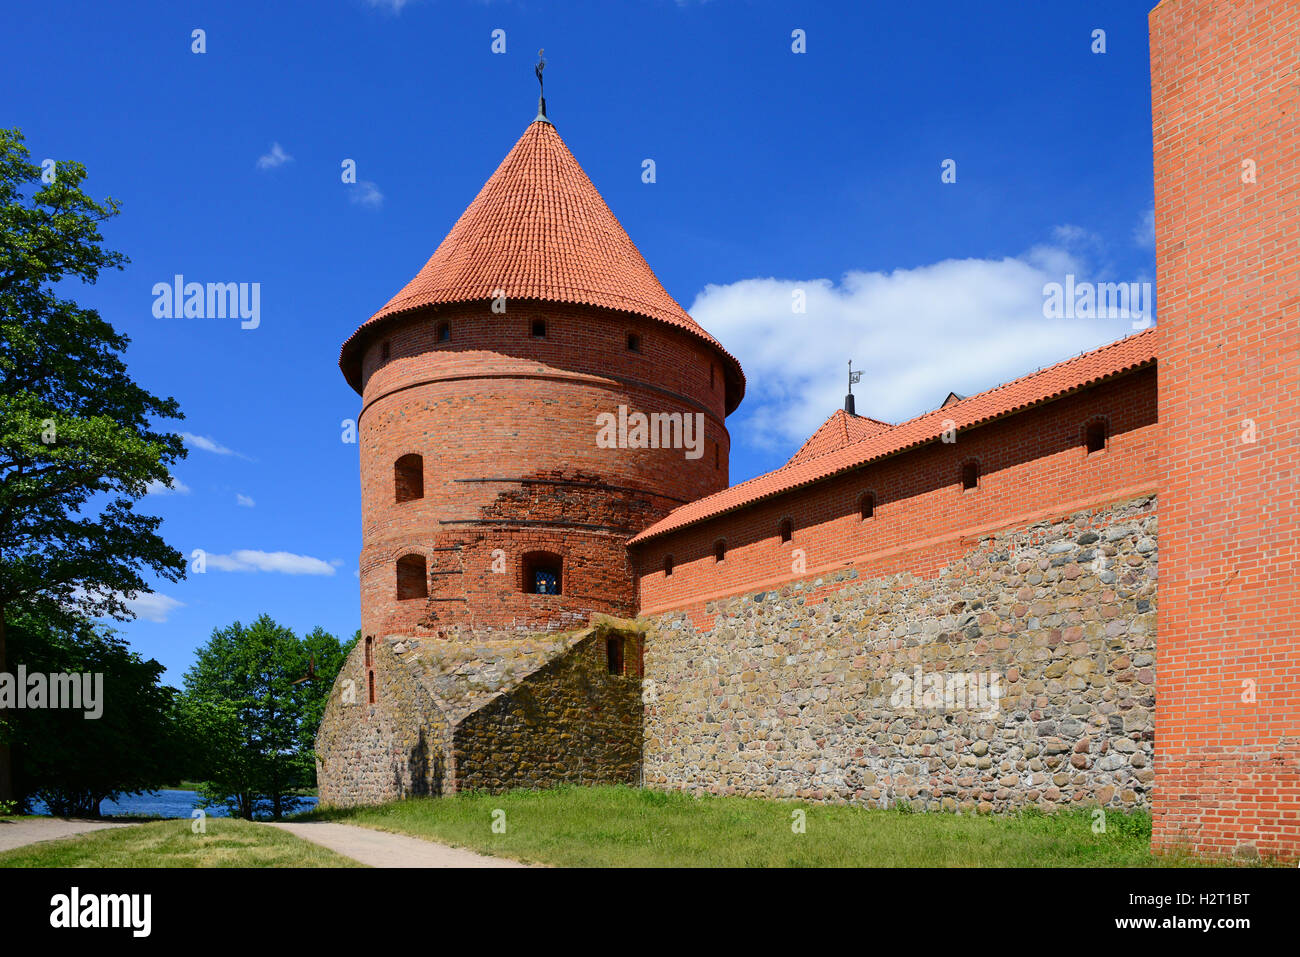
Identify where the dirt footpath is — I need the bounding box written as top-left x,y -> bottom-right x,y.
0,818 -> 135,853
266,822 -> 527,868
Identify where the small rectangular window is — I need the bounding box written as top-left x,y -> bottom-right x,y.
714,540 -> 726,563
779,518 -> 793,543
1086,421 -> 1107,454
627,333 -> 641,352
436,321 -> 450,343
380,340 -> 391,362
664,554 -> 673,577
606,637 -> 625,675
532,319 -> 547,338
961,462 -> 979,491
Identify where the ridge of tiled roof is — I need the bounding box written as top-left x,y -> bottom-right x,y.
339,119 -> 745,410
629,328 -> 1158,545
785,409 -> 893,467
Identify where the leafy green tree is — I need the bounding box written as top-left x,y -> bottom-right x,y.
181,616 -> 351,820
6,606 -> 184,816
0,127 -> 187,801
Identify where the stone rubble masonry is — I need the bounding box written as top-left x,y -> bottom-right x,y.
316,617 -> 645,806
1149,0 -> 1300,860
641,496 -> 1158,812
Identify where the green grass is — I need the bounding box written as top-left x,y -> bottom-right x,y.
299,784 -> 1212,867
0,818 -> 360,868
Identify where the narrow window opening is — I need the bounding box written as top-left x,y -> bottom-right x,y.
380,340 -> 391,362
396,554 -> 428,600
532,319 -> 547,338
394,454 -> 424,503
368,670 -> 376,705
860,493 -> 875,520
522,551 -> 563,595
606,636 -> 625,675
714,540 -> 726,563
664,554 -> 673,577
961,461 -> 979,491
779,518 -> 793,543
627,332 -> 641,352
364,636 -> 374,668
1086,420 -> 1107,454
436,321 -> 450,343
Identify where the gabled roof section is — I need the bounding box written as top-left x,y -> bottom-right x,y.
339,119 -> 744,411
629,328 -> 1158,545
786,409 -> 893,467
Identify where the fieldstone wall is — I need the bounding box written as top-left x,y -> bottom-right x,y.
642,496 -> 1158,812
454,619 -> 645,791
316,618 -> 645,805
316,639 -> 450,807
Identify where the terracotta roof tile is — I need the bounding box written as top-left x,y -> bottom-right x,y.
340,119 -> 744,409
629,327 -> 1158,544
786,409 -> 893,466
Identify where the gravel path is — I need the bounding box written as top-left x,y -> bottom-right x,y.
0,818 -> 136,853
266,822 -> 526,868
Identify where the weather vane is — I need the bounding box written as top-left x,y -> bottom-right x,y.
535,48 -> 547,120
848,360 -> 862,394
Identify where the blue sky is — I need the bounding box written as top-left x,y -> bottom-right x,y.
4,0 -> 1158,682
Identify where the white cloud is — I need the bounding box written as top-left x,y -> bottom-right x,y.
689,232 -> 1148,450
236,493 -> 255,508
366,0 -> 416,12
256,142 -> 293,170
146,477 -> 190,495
349,180 -> 384,208
1134,207 -> 1156,249
205,550 -> 337,576
181,432 -> 248,459
123,592 -> 185,623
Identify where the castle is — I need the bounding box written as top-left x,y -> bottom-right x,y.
317,0 -> 1299,861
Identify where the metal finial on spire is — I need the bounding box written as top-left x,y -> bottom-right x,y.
846,360 -> 862,415
535,49 -> 549,122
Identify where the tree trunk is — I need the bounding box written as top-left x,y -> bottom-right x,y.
0,606 -> 12,804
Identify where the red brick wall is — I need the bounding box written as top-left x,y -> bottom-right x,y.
1149,0 -> 1300,860
353,299 -> 732,638
634,367 -> 1159,626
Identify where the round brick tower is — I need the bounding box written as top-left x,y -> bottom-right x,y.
340,113 -> 743,640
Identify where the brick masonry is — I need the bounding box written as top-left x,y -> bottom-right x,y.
1149,0 -> 1300,860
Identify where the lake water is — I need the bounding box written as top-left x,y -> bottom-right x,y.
31,789 -> 318,819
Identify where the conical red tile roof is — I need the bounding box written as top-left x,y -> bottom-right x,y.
340,119 -> 744,409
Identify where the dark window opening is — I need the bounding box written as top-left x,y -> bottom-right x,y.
779,518 -> 793,543
664,554 -> 673,577
380,340 -> 391,362
396,554 -> 427,600
606,636 -> 625,675
368,670 -> 376,705
961,461 -> 979,491
522,551 -> 563,595
1086,420 -> 1107,454
627,332 -> 641,352
714,540 -> 726,563
364,635 -> 373,668
532,319 -> 547,338
436,321 -> 450,343
860,493 -> 875,520
394,453 -> 424,503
